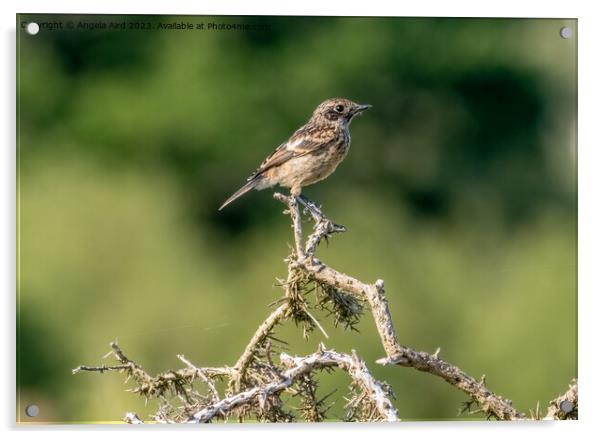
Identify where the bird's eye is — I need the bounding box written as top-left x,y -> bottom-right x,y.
335,104 -> 344,113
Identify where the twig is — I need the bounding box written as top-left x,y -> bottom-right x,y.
274,193 -> 305,260
178,355 -> 220,402
73,342 -> 233,396
72,364 -> 131,374
190,345 -> 398,423
231,303 -> 290,391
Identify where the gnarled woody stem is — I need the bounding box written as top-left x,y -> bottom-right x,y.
230,303 -> 290,392
191,346 -> 398,423
275,192 -> 524,420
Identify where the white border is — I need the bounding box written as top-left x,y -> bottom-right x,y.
2,1 -> 600,439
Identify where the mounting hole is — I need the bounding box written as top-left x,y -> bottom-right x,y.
25,404 -> 39,417
25,22 -> 40,35
559,26 -> 573,39
559,400 -> 574,413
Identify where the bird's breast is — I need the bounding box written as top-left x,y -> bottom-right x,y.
270,134 -> 350,189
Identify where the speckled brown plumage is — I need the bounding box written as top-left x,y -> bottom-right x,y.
219,98 -> 370,210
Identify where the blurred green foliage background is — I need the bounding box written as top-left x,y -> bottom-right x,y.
17,15 -> 576,423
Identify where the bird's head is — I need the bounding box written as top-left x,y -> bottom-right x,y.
311,98 -> 371,126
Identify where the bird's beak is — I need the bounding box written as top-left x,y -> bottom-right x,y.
354,104 -> 372,115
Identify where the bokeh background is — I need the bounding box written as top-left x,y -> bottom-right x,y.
17,15 -> 577,422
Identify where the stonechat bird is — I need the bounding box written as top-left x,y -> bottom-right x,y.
219,97 -> 371,210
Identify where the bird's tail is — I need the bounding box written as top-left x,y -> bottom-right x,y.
218,176 -> 263,210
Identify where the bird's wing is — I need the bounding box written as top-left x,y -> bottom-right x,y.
248,126 -> 330,180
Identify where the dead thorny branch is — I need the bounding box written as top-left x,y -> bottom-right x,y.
73,193 -> 576,422
189,344 -> 398,423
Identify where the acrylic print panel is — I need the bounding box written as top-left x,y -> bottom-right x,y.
16,14 -> 577,424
